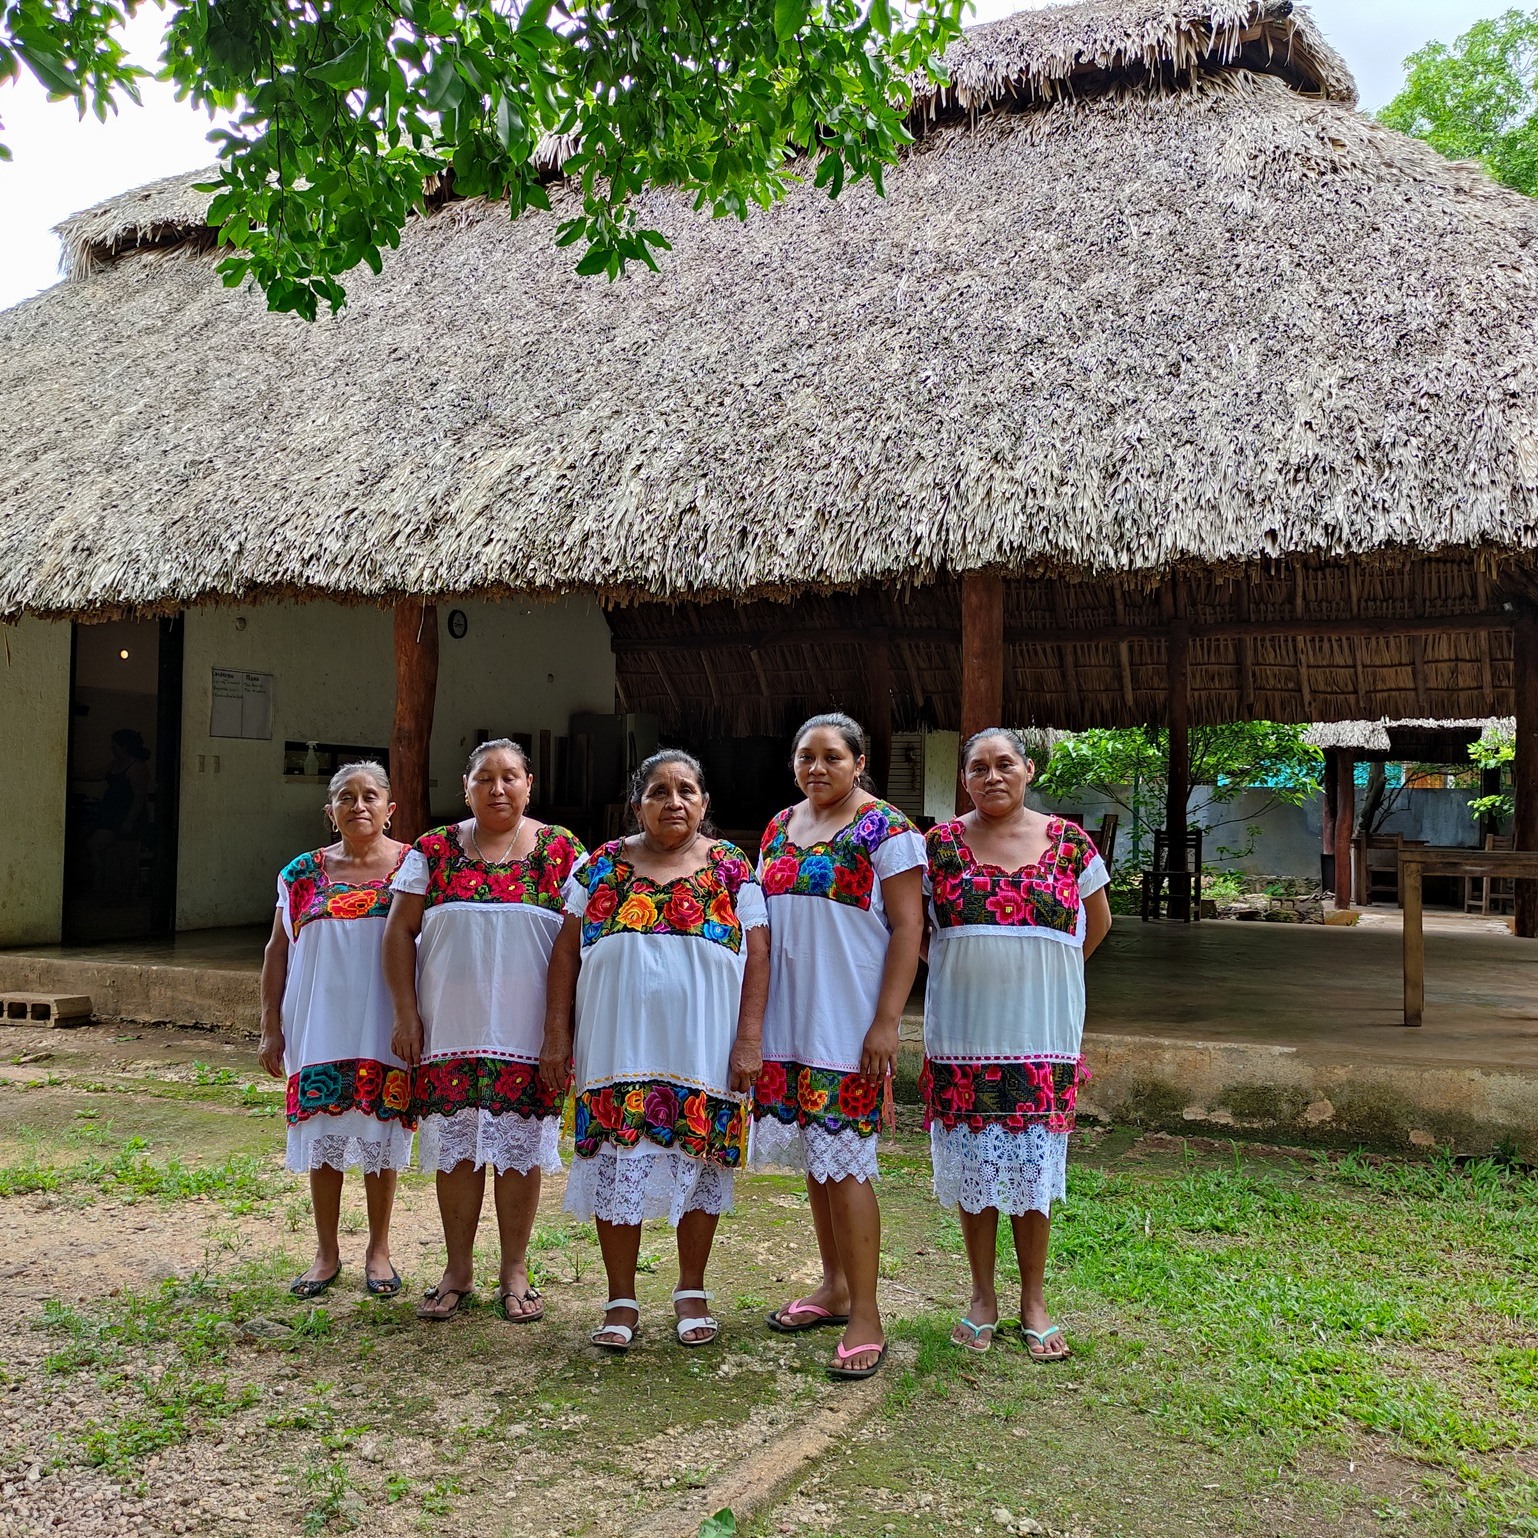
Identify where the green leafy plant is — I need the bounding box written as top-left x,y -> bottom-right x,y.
4,0 -> 966,317
1467,721 -> 1516,827
1380,8 -> 1538,197
698,1510 -> 736,1538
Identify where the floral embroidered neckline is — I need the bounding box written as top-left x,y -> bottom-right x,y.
315,846 -> 409,889
777,799 -> 882,852
446,821 -> 555,870
952,816 -> 1066,878
608,840 -> 728,891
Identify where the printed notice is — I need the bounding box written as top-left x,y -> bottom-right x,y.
210,669 -> 274,739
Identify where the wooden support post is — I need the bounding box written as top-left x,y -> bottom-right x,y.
390,601 -> 439,843
868,628 -> 894,798
1165,619 -> 1191,921
1515,607 -> 1538,938
1334,751 -> 1356,911
1322,748 -> 1338,893
957,572 -> 1005,812
1402,855 -> 1424,1027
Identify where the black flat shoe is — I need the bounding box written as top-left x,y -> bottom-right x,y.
290,1268 -> 341,1299
366,1268 -> 403,1298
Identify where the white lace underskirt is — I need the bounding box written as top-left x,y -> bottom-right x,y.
563,1143 -> 734,1227
930,1122 -> 1068,1217
417,1111 -> 562,1176
286,1118 -> 414,1175
751,1118 -> 879,1185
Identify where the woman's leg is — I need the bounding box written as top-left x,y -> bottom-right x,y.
674,1209 -> 721,1343
419,1160 -> 484,1317
300,1166 -> 344,1281
361,1169 -> 398,1285
824,1174 -> 883,1370
1011,1211 -> 1068,1359
953,1205 -> 1002,1344
593,1219 -> 642,1344
772,1175 -> 852,1324
491,1167 -> 543,1316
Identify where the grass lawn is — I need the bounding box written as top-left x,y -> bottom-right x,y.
0,1049 -> 1533,1538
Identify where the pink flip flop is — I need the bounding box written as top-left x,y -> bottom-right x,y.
827,1340 -> 888,1381
766,1297 -> 850,1334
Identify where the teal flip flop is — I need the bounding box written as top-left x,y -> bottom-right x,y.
952,1317 -> 996,1354
1021,1324 -> 1070,1362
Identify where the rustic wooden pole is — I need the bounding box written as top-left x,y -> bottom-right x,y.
1334,751 -> 1356,910
957,572 -> 1005,813
1515,607 -> 1538,938
390,601 -> 439,843
1401,854 -> 1424,1026
868,627 -> 893,798
1164,620 -> 1191,920
1321,748 -> 1338,894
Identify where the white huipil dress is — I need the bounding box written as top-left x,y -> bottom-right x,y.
921,816 -> 1109,1216
277,848 -> 415,1175
562,840 -> 766,1227
391,823 -> 584,1175
752,799 -> 926,1185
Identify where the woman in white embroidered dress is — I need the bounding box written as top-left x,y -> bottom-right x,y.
754,714 -> 925,1381
259,762 -> 411,1299
385,740 -> 584,1323
540,750 -> 768,1352
922,728 -> 1112,1360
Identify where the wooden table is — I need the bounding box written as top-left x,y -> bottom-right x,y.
1399,848 -> 1538,1026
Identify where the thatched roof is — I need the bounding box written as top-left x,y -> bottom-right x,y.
1304,718 -> 1514,754
3,0 -> 1538,639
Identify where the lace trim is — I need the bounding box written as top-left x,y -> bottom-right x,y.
417,1110 -> 562,1175
930,1122 -> 1068,1217
562,1144 -> 733,1226
751,1118 -> 879,1185
285,1125 -> 415,1175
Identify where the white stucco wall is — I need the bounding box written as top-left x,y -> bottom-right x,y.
176,598 -> 614,931
0,619 -> 71,943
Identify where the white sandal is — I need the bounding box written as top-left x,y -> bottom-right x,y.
591,1298 -> 640,1352
672,1289 -> 719,1348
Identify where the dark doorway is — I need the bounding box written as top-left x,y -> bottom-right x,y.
63,618 -> 183,942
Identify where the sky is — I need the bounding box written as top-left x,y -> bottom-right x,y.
0,0 -> 1508,311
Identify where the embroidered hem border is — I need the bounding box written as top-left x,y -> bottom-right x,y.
572,1078 -> 749,1167
287,1058 -> 415,1126
919,1056 -> 1088,1134
412,1054 -> 564,1122
750,1060 -> 882,1139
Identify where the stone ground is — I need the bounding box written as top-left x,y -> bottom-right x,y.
0,1021 -> 1534,1538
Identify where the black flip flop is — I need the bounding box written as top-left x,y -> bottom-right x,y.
289,1268 -> 340,1299
766,1297 -> 850,1334
365,1268 -> 403,1298
494,1287 -> 544,1324
415,1285 -> 474,1321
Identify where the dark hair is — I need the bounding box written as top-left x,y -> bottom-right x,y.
111,727 -> 150,761
626,749 -> 717,835
791,712 -> 876,793
961,727 -> 1036,775
465,737 -> 531,777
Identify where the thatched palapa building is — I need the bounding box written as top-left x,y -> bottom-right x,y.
2,0 -> 1537,945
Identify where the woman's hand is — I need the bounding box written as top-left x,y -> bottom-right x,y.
538,1031 -> 572,1095
391,1011 -> 424,1069
728,1034 -> 763,1096
257,1019 -> 285,1079
859,1017 -> 900,1082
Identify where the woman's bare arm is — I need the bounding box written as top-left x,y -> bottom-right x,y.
383,893 -> 426,1067
728,925 -> 769,1094
539,916 -> 582,1093
861,865 -> 924,1081
1082,888 -> 1113,960
257,909 -> 289,1078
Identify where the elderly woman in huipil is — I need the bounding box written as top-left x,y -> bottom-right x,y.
385,739 -> 584,1323
921,727 -> 1111,1360
540,749 -> 768,1352
259,762 -> 413,1299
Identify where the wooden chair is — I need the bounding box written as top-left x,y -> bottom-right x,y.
1094,813 -> 1120,869
1465,834 -> 1516,915
1140,826 -> 1203,922
1351,834 -> 1426,907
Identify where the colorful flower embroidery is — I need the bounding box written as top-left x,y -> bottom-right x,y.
282,850 -> 403,937
415,824 -> 584,911
412,1054 -> 564,1122
758,799 -> 915,912
572,1077 -> 749,1166
919,1057 -> 1087,1133
926,818 -> 1099,938
286,1057 -> 415,1127
751,1059 -> 882,1139
575,841 -> 756,953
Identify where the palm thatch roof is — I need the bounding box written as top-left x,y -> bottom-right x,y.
3,1 -> 1538,731
1304,718 -> 1514,755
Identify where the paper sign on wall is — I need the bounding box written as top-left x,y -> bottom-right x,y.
210,669 -> 274,739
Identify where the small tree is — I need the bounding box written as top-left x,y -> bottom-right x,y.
1380,8 -> 1538,197
1034,722 -> 1323,864
1468,723 -> 1516,829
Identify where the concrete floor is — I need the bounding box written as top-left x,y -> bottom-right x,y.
4,914 -> 1536,1154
